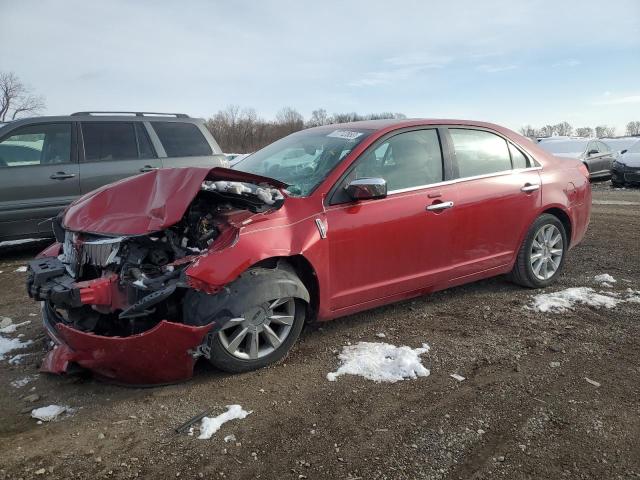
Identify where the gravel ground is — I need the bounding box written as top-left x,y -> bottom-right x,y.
0,183 -> 639,480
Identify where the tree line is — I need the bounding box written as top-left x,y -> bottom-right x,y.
205,106 -> 407,153
519,121 -> 640,139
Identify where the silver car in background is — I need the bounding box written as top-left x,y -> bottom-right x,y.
0,112 -> 227,242
537,137 -> 615,181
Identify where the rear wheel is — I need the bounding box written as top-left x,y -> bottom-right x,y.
184,267 -> 309,373
510,214 -> 567,288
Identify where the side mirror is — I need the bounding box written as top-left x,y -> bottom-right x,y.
620,149 -> 628,155
345,177 -> 387,201
587,149 -> 598,156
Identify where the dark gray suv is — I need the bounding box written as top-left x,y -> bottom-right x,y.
0,112 -> 227,242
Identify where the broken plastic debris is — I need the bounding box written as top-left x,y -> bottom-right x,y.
584,377 -> 601,387
450,373 -> 465,381
327,342 -> 430,383
31,405 -> 69,422
198,405 -> 252,440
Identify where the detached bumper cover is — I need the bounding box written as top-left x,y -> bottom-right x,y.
40,303 -> 213,385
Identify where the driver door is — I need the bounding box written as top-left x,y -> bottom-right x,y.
325,129 -> 457,312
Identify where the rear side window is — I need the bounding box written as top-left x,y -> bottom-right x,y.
151,122 -> 212,157
0,123 -> 72,167
135,123 -> 156,159
449,129 -> 511,178
82,122 -> 138,161
509,144 -> 530,169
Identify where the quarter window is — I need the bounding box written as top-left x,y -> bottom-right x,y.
0,123 -> 72,168
352,129 -> 443,191
509,143 -> 529,169
449,129 -> 511,178
151,122 -> 212,157
135,123 -> 156,159
82,122 -> 138,161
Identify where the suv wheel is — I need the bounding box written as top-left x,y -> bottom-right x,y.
510,214 -> 568,288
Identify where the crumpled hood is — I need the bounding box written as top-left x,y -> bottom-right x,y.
63,167 -> 287,235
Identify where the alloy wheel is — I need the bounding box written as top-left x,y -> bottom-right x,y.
217,298 -> 295,360
530,224 -> 564,280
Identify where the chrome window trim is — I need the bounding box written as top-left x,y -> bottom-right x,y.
386,165 -> 543,196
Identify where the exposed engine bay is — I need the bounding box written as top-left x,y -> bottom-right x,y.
28,180 -> 285,339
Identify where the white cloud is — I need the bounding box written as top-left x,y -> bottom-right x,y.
594,95 -> 640,105
552,59 -> 581,67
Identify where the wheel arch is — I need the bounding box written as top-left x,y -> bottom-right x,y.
541,206 -> 573,246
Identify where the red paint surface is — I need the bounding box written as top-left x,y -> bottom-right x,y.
41,320 -> 212,385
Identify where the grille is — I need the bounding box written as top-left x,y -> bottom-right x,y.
61,231 -> 122,277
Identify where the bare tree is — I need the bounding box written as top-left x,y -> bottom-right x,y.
307,108 -> 331,127
519,125 -> 538,137
595,125 -> 616,138
554,121 -> 573,136
574,127 -> 593,138
539,125 -> 555,138
626,121 -> 640,136
0,71 -> 45,121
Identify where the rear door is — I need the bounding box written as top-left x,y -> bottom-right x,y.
443,127 -> 541,281
150,121 -> 226,168
0,122 -> 79,239
78,121 -> 161,194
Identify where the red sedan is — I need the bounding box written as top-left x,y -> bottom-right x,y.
27,119 -> 591,384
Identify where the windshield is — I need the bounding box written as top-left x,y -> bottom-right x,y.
539,140 -> 588,155
235,127 -> 373,196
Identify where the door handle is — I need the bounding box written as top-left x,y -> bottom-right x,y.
50,172 -> 76,180
521,183 -> 540,193
426,201 -> 454,211
139,165 -> 159,172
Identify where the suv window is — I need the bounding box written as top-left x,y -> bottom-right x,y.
0,123 -> 72,168
82,122 -> 138,161
598,141 -> 610,153
352,129 -> 443,191
151,122 -> 212,157
449,129 -> 511,178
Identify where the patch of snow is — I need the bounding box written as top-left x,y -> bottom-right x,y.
31,405 -> 69,422
530,287 -> 621,313
0,317 -> 12,329
450,373 -> 465,382
327,341 -> 430,383
10,376 -> 36,388
224,434 -> 236,443
0,334 -> 32,360
585,377 -> 601,387
8,352 -> 35,364
594,274 -> 616,285
14,266 -> 27,272
198,405 -> 252,440
375,332 -> 386,338
0,320 -> 30,334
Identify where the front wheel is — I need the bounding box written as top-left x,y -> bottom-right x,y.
184,267 -> 309,373
509,214 -> 568,288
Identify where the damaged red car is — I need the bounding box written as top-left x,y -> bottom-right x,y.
27,119 -> 591,385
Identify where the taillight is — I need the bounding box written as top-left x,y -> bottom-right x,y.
578,163 -> 590,178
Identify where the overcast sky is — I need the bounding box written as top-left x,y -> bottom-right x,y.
1,0 -> 639,133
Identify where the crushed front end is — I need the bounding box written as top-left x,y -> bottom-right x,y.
27,169 -> 285,385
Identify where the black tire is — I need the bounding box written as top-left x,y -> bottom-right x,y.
183,267 -> 309,373
611,179 -> 625,188
509,213 -> 568,289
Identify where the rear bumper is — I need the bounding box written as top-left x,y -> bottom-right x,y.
40,301 -> 213,385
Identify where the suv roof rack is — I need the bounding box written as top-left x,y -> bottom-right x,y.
71,111 -> 190,118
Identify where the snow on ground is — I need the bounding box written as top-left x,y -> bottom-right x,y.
0,320 -> 30,334
530,287 -> 639,313
327,341 -> 430,383
10,376 -> 37,388
198,405 -> 252,440
0,335 -> 32,360
14,266 -> 27,272
31,405 -> 70,422
594,274 -> 616,284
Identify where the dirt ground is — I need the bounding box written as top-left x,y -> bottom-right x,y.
1,183 -> 639,480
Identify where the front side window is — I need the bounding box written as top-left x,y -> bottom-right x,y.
449,129 -> 511,178
237,127 -> 373,196
0,123 -> 71,168
151,122 -> 212,157
351,129 -> 443,191
82,122 -> 138,161
598,141 -> 610,153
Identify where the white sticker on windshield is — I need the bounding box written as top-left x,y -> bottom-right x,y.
327,130 -> 363,140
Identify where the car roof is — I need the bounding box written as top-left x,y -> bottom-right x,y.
0,113 -> 205,131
